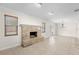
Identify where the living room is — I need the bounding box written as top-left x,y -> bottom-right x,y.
1,3 -> 79,55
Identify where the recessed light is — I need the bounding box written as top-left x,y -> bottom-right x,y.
34,3 -> 42,8
48,12 -> 54,15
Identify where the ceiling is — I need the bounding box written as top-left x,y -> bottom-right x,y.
0,3 -> 79,22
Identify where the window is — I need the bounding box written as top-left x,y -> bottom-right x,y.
4,15 -> 18,36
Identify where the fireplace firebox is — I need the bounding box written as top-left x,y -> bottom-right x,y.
30,32 -> 37,38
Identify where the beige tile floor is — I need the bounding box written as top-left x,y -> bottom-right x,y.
0,36 -> 79,55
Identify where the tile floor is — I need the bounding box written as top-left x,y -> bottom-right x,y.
0,36 -> 79,55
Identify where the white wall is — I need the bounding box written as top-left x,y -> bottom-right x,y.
58,23 -> 77,37
0,7 -> 51,50
52,18 -> 79,39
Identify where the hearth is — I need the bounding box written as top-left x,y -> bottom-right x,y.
30,32 -> 37,38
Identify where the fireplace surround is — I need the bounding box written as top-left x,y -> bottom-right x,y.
21,24 -> 44,47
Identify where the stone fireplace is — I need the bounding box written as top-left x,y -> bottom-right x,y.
21,24 -> 44,47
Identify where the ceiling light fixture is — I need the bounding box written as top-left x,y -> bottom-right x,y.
34,3 -> 43,8
74,9 -> 79,12
48,12 -> 54,15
